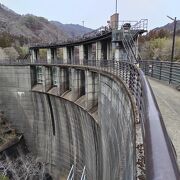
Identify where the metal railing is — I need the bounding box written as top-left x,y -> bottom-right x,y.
29,26 -> 112,48
67,165 -> 74,180
28,19 -> 148,49
0,59 -> 179,179
122,28 -> 141,63
139,60 -> 180,86
119,19 -> 148,31
80,166 -> 86,180
66,165 -> 86,180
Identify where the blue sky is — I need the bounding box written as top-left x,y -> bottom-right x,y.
0,0 -> 179,30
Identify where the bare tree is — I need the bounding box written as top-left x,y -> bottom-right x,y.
0,154 -> 51,180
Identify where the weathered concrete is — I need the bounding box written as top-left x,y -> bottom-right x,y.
63,47 -> 68,63
85,70 -> 98,110
99,74 -> 136,180
42,66 -> 52,92
96,41 -> 102,60
30,49 -> 39,62
107,40 -> 112,60
79,45 -> 84,64
67,47 -> 74,64
47,48 -> 57,63
148,78 -> 180,168
0,65 -> 136,180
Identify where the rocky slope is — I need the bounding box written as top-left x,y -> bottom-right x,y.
0,3 -> 92,44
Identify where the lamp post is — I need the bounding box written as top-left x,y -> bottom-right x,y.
167,16 -> 177,62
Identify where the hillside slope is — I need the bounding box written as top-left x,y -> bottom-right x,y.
0,3 -> 92,44
51,21 -> 92,38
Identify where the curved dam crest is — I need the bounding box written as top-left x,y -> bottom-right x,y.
0,65 -> 136,180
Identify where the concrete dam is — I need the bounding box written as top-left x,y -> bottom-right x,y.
0,64 -> 135,180
0,15 -> 179,180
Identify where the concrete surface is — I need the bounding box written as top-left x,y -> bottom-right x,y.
99,75 -> 136,180
148,78 -> 180,168
0,65 -> 137,180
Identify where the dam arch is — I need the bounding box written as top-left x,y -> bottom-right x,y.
0,64 -> 137,180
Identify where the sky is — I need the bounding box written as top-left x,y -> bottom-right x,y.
0,0 -> 179,30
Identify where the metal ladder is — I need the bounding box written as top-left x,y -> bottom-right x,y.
122,28 -> 142,63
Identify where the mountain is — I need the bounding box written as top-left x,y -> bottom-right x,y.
153,20 -> 180,33
0,3 -> 93,44
51,21 -> 92,38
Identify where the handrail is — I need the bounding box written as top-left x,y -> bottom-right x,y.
67,165 -> 74,180
29,26 -> 112,49
119,19 -> 148,31
80,166 -> 86,180
0,59 -> 179,179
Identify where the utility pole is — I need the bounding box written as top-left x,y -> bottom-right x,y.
167,16 -> 177,62
171,17 -> 177,62
167,16 -> 177,84
82,21 -> 85,27
115,0 -> 118,14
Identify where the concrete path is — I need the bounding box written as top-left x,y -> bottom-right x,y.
148,78 -> 180,168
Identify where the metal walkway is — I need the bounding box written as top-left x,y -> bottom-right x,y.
148,78 -> 180,168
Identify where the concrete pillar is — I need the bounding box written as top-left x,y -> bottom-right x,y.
74,46 -> 79,64
30,66 -> 37,87
112,42 -> 124,61
79,45 -> 84,65
51,67 -> 69,95
30,49 -> 39,63
69,47 -> 74,64
63,47 -> 68,64
101,41 -> 108,60
88,44 -> 93,60
52,66 -> 60,95
115,48 -> 121,60
83,45 -> 88,62
59,68 -> 69,95
47,48 -> 57,64
63,47 -> 74,64
47,49 -> 52,64
85,70 -> 98,110
71,68 -> 85,101
42,66 -> 52,92
107,41 -> 112,60
96,41 -> 102,60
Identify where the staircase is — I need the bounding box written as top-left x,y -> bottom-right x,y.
122,27 -> 142,64
121,19 -> 148,63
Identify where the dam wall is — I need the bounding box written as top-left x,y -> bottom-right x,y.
99,74 -> 136,180
0,65 -> 136,180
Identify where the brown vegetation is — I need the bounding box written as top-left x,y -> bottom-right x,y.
139,29 -> 180,61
